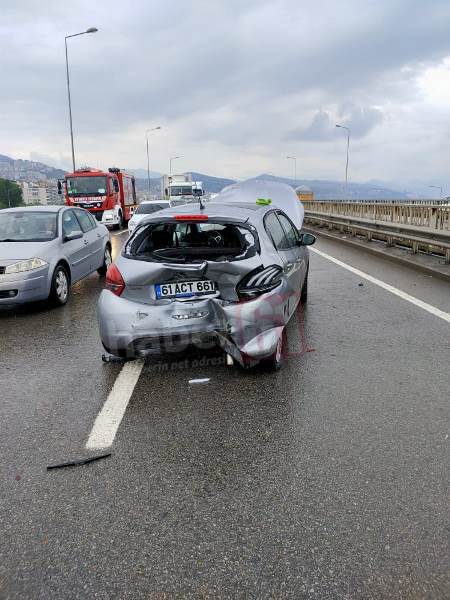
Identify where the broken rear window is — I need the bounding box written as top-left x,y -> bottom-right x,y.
124,221 -> 258,263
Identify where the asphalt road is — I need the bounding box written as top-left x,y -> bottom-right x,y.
1,232 -> 449,600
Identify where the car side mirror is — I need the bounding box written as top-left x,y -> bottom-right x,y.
113,180 -> 119,193
299,232 -> 316,246
63,230 -> 83,243
57,180 -> 62,195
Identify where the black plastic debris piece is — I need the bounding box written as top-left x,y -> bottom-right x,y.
102,354 -> 128,363
47,452 -> 111,471
358,282 -> 364,286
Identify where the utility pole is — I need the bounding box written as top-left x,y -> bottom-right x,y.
64,27 -> 98,172
170,156 -> 181,174
286,156 -> 297,182
146,126 -> 161,198
336,124 -> 350,199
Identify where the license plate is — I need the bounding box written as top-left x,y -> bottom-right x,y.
155,280 -> 216,299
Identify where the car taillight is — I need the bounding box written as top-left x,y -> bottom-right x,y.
237,265 -> 283,299
105,264 -> 125,296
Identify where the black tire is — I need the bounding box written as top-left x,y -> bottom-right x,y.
97,245 -> 112,276
301,268 -> 308,304
120,212 -> 127,229
49,264 -> 70,306
260,330 -> 285,372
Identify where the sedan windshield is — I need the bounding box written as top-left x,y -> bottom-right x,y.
66,176 -> 107,197
0,212 -> 58,242
135,203 -> 169,215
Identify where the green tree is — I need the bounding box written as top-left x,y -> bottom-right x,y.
0,178 -> 23,209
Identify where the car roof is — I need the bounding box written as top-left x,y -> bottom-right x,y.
142,202 -> 271,224
1,205 -> 64,213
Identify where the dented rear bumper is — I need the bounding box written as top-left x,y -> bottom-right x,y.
98,285 -> 290,365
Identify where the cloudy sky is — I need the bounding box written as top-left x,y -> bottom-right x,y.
1,0 -> 450,188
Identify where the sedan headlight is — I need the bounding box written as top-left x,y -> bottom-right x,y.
5,258 -> 48,274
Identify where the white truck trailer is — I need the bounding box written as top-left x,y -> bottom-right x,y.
161,173 -> 204,204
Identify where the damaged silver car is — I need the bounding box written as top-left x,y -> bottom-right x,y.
97,201 -> 315,370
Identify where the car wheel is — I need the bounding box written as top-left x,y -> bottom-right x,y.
97,245 -> 112,276
301,268 -> 308,304
49,265 -> 69,306
120,212 -> 127,229
261,330 -> 284,372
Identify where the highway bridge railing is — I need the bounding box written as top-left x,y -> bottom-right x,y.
303,201 -> 450,264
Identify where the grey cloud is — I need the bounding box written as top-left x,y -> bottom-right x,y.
287,110 -> 334,142
287,106 -> 383,141
338,106 -> 384,138
1,0 -> 450,181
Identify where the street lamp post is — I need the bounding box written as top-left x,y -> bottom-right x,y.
146,126 -> 161,197
170,156 -> 181,174
286,156 -> 297,182
429,185 -> 443,199
336,124 -> 350,199
65,27 -> 98,172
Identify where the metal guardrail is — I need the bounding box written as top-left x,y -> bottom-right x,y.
304,199 -> 450,205
303,203 -> 450,264
303,201 -> 450,232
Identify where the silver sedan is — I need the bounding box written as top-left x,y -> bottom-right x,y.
0,206 -> 111,306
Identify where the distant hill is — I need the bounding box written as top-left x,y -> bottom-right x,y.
0,154 -> 66,181
189,172 -> 236,193
134,171 -> 236,195
0,153 -> 410,199
125,168 -> 161,179
252,174 -> 408,200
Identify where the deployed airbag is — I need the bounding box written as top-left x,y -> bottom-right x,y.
212,179 -> 305,230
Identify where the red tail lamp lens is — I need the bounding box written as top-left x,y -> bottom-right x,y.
105,264 -> 125,296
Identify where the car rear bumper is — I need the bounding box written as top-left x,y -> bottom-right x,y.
101,210 -> 120,228
98,288 -> 289,364
0,269 -> 50,305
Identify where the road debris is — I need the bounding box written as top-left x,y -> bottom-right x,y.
47,452 -> 111,471
102,354 -> 130,364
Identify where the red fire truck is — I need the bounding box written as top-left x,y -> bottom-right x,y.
59,167 -> 137,229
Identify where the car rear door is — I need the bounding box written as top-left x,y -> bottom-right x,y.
61,209 -> 90,281
276,211 -> 307,292
264,211 -> 298,317
74,208 -> 103,272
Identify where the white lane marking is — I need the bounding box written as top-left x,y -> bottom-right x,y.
112,230 -> 129,236
310,247 -> 450,324
189,378 -> 210,384
86,359 -> 145,450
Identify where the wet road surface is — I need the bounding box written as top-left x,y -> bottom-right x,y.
1,232 -> 449,599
